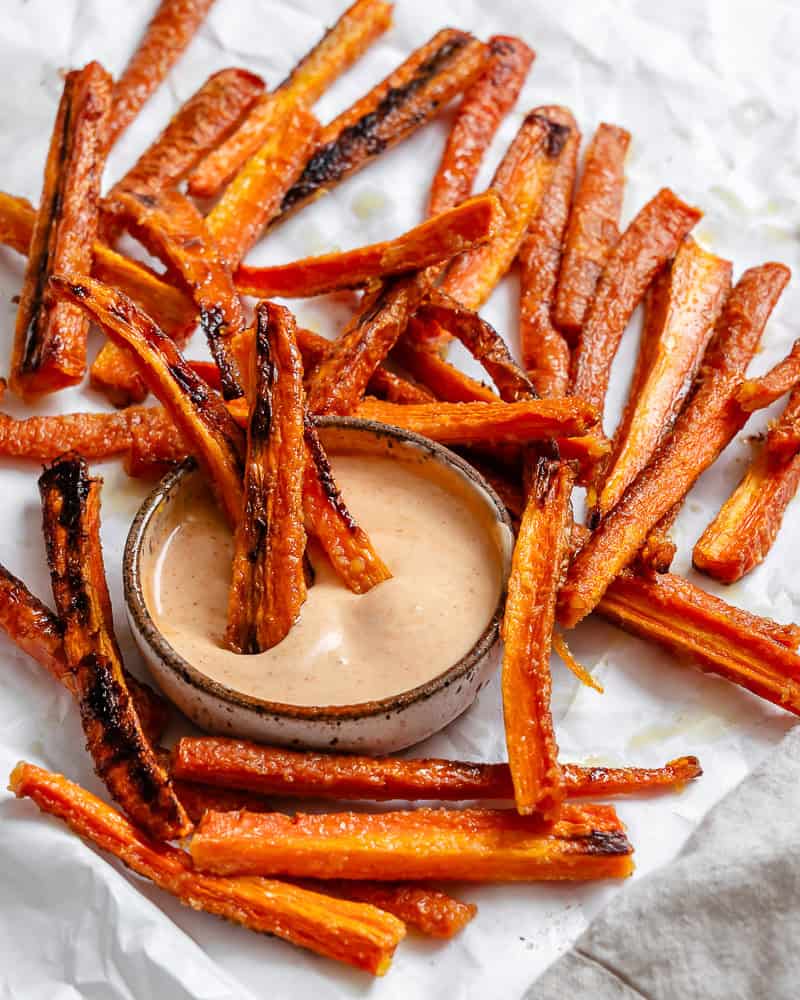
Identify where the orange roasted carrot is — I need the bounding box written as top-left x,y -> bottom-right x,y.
428,35 -> 535,216
276,29 -> 487,223
315,882 -> 475,939
636,502 -> 681,575
10,762 -> 405,976
392,337 -> 498,402
10,62 -> 111,399
173,737 -> 702,802
191,803 -> 634,881
0,191 -> 35,254
205,105 -> 320,269
39,458 -> 190,840
518,106 -> 580,397
236,192 -> 503,298
172,779 -> 274,824
187,0 -> 393,197
0,406 -> 161,461
593,239 -> 732,520
553,631 -> 604,693
736,338 -> 800,412
766,387 -> 800,461
570,188 -> 702,423
554,123 -> 631,340
50,276 -> 244,527
226,304 -> 307,653
560,263 -> 791,627
107,0 -> 216,148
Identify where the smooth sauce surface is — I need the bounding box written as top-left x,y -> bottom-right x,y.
146,450 -> 505,707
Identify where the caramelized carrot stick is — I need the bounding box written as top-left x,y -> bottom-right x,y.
10,62 -> 111,399
108,0 -> 216,148
518,106 -> 580,397
50,276 -> 244,527
187,0 -> 393,197
428,36 -> 535,216
226,304 -> 307,653
0,406 -> 160,461
316,882 -> 475,939
173,737 -> 701,802
554,123 -> 631,339
391,337 -> 498,402
10,762 -> 405,976
767,388 -> 800,460
637,502 -> 681,575
277,30 -> 487,223
206,106 -> 320,269
172,779 -> 275,824
303,422 -> 391,593
594,239 -> 732,520
191,803 -> 634,881
560,263 -> 791,627
736,338 -> 800,412
570,188 -> 702,422
0,191 -> 36,254
236,192 -> 503,298
39,458 -> 190,839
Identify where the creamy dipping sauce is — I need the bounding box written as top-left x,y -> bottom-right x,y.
145,444 -> 506,707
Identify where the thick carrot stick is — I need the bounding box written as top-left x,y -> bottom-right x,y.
391,337 -> 498,402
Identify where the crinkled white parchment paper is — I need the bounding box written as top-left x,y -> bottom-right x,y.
1,1 -> 799,997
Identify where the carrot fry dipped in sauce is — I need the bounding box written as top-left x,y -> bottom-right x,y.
10,62 -> 111,399
10,762 -> 405,976
188,0 -> 393,197
428,36 -> 535,216
593,238 -> 732,520
39,457 -> 190,839
190,803 -> 634,881
236,192 -> 504,298
107,0 -> 217,148
560,263 -> 790,627
50,276 -> 245,527
554,123 -> 631,340
226,304 -> 307,653
736,338 -> 800,412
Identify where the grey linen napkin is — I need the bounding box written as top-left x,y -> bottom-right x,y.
528,724 -> 800,1000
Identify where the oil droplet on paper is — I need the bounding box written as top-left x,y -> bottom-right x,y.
351,187 -> 391,222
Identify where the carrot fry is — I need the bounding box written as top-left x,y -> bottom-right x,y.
276,29 -> 487,223
38,458 -> 189,839
10,62 -> 111,399
0,191 -> 36,254
187,0 -> 393,197
108,0 -> 216,148
173,736 -> 700,802
428,35 -> 535,216
226,304 -> 307,653
365,367 -> 434,404
104,188 -> 244,398
0,562 -> 169,744
636,502 -> 681,575
10,762 -> 405,976
392,337 -> 498,402
518,106 -> 580,397
570,188 -> 702,422
554,123 -> 631,340
553,632 -> 603,693
191,803 -> 634,881
766,387 -> 800,461
598,570 -> 800,715
206,105 -> 320,269
172,780 -> 274,824
593,239 -> 732,520
560,263 -> 791,627
236,192 -> 503,298
303,422 -> 391,593
736,338 -> 800,412
50,276 -> 244,527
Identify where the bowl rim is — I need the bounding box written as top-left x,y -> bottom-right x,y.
123,415 -> 514,723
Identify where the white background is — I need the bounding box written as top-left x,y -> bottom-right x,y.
0,1 -> 799,997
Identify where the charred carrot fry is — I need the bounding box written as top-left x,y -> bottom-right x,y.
637,502 -> 681,575
303,422 -> 391,593
10,62 -> 111,399
191,803 -> 634,881
736,339 -> 800,412
236,192 -> 503,298
598,570 -> 800,715
10,762 -> 405,975
108,0 -> 216,148
594,239 -> 732,520
554,124 -> 631,339
518,107 -> 580,397
50,276 -> 244,527
570,188 -> 702,421
392,337 -> 498,402
560,263 -> 791,627
767,387 -> 800,460
38,458 -> 189,839
206,105 -> 320,269
187,0 -> 393,197
173,737 -> 701,802
428,35 -> 535,216
277,30 -> 487,222
226,304 -> 307,653
365,367 -> 433,404
105,188 -> 244,398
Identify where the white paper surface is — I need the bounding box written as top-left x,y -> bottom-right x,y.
1,1 -> 799,997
